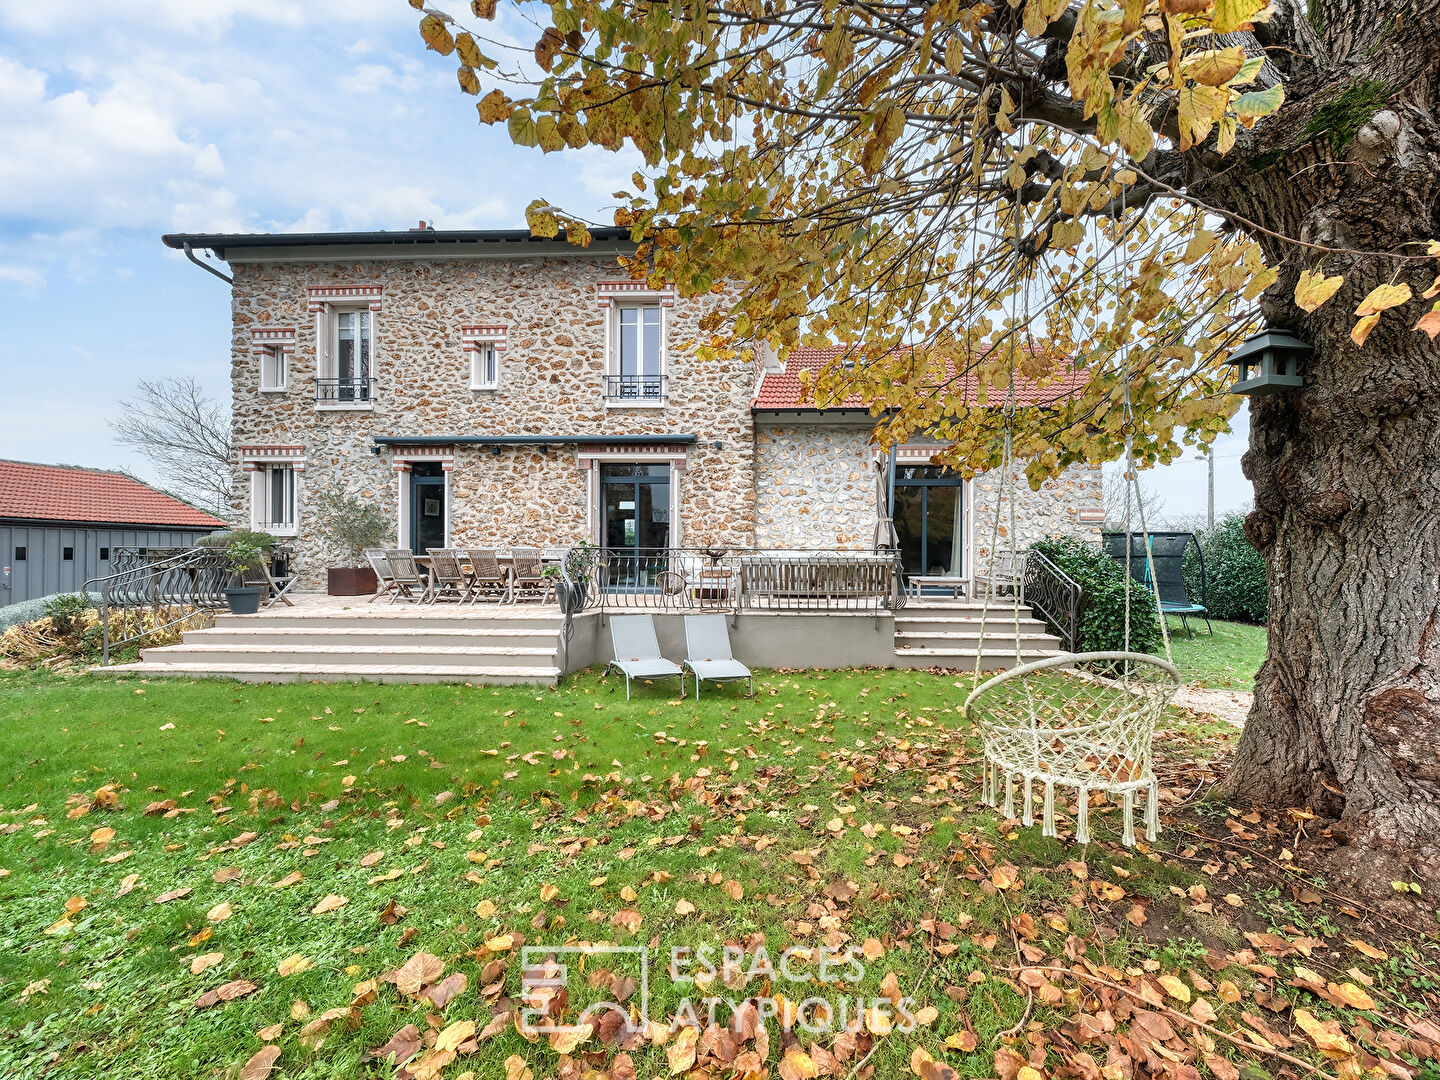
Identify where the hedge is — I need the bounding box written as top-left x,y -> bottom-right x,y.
1030,537 -> 1162,655
1185,514 -> 1268,624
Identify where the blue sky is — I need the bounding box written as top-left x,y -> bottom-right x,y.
0,1 -> 1252,524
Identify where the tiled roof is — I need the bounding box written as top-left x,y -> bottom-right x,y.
753,346 -> 1090,411
0,460 -> 227,529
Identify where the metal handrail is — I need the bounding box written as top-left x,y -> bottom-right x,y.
602,374 -> 666,400
315,376 -> 374,403
1022,548 -> 1084,652
83,546 -> 233,665
558,546 -> 907,621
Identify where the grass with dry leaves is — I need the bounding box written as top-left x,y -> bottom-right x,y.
0,665 -> 1435,1080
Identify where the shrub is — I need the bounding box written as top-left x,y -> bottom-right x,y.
312,485 -> 391,566
1030,537 -> 1162,654
1186,514 -> 1268,624
0,592 -> 100,632
196,528 -> 277,552
44,593 -> 95,637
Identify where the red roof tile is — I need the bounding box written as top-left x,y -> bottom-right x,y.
0,460 -> 227,529
753,346 -> 1090,411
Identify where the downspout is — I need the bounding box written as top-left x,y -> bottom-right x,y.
183,243 -> 234,285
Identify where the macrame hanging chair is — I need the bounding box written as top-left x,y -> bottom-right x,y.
961,191 -> 1179,847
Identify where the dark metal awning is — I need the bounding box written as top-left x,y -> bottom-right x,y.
372,434 -> 699,448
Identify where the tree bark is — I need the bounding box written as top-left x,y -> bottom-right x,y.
1208,84 -> 1440,892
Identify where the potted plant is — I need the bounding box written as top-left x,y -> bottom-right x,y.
313,485 -> 391,596
223,537 -> 268,615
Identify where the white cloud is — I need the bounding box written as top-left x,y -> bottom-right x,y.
0,263 -> 44,292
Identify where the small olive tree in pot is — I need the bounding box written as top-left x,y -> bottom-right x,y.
313,485 -> 392,596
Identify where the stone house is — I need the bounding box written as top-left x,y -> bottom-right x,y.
163,225 -> 1102,590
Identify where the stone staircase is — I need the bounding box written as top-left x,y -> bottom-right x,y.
105,608 -> 566,685
891,602 -> 1063,669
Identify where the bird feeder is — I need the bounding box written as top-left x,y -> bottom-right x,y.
1225,329 -> 1310,396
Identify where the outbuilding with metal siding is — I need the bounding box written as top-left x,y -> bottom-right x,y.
0,460 -> 226,608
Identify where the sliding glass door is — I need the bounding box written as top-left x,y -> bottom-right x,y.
601,464 -> 671,589
893,467 -> 965,579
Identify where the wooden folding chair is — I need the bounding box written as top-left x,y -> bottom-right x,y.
380,550 -> 425,603
509,547 -> 555,604
425,549 -> 474,604
463,549 -> 512,604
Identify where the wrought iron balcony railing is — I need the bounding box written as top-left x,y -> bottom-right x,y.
603,374 -> 666,401
316,376 -> 375,404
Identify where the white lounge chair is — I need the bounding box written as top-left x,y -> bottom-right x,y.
607,614 -> 684,700
682,614 -> 753,699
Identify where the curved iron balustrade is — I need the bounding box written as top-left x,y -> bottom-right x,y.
85,547 -> 234,665
1021,548 -> 1083,652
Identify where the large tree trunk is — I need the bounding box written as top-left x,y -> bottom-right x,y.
1210,79 -> 1440,893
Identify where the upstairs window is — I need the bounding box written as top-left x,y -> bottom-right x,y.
309,285 -> 381,407
471,344 -> 499,390
608,304 -> 663,402
260,345 -> 287,390
251,327 -> 295,393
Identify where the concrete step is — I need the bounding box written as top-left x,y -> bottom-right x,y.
891,647 -> 1058,670
187,626 -> 559,648
100,660 -> 561,685
212,612 -> 562,632
894,630 -> 1059,650
894,614 -> 1051,634
138,642 -> 557,669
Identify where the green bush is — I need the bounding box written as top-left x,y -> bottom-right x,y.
1030,537 -> 1162,654
0,592 -> 101,631
196,528 -> 277,552
312,485 -> 391,566
1185,514 -> 1267,624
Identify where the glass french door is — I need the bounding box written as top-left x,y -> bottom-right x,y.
893,467 -> 965,581
410,465 -> 446,555
601,464 -> 671,589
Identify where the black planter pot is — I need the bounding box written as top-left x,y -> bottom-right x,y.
555,578 -> 588,616
224,586 -> 264,615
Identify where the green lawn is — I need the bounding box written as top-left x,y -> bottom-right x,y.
1164,618 -> 1266,690
0,664 -> 1404,1080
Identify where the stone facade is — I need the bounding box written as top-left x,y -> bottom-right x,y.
226,247 -> 759,587
214,232 -> 1103,590
754,422 -> 879,549
751,423 -> 1105,569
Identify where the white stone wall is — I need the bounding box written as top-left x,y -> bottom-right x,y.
753,423 -> 1104,563
228,256 -> 760,587
754,423 -> 879,549
970,460 -> 1105,571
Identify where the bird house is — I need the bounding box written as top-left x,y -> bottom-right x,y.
1225,329 -> 1310,396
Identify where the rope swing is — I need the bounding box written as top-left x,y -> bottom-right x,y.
962,160 -> 1179,847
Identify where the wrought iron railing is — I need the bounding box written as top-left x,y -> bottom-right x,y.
559,547 -> 907,621
315,376 -> 374,404
1022,548 -> 1084,652
602,374 -> 666,401
84,547 -> 233,665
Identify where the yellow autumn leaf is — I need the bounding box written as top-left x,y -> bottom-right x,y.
1293,1008 -> 1354,1057
539,883 -> 560,903
436,1019 -> 476,1052
1234,84 -> 1285,128
1351,313 -> 1381,345
668,1025 -> 698,1073
1328,981 -> 1376,1010
1211,0 -> 1267,32
1413,303 -> 1440,339
1355,282 -> 1412,316
457,66 -> 480,95
485,934 -> 515,953
1294,269 -> 1344,312
549,1021 -> 593,1054
310,894 -> 347,914
504,1055 -> 534,1080
455,31 -> 485,69
779,1046 -> 820,1080
1158,974 -> 1191,1002
419,13 -> 455,56
277,954 -> 313,977
1347,938 -> 1388,961
1181,47 -> 1247,86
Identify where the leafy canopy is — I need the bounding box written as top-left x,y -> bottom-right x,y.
404,0 -> 1430,483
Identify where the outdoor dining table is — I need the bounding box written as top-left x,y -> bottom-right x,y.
411,551 -> 565,599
